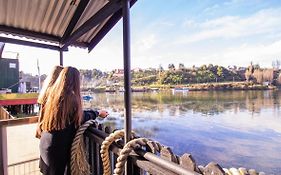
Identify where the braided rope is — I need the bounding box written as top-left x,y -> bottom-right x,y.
70,119 -> 97,175
100,130 -> 125,175
146,140 -> 162,154
113,137 -> 150,175
222,167 -> 265,175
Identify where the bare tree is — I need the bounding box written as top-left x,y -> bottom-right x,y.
272,60 -> 281,70
263,69 -> 274,83
253,69 -> 263,84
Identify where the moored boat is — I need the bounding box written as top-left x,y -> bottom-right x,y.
172,86 -> 189,93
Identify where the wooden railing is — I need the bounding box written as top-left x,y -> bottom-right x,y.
0,106 -> 12,120
0,116 -> 265,175
8,158 -> 40,175
85,124 -> 207,175
84,123 -> 265,175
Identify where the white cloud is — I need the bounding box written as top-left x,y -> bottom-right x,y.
182,19 -> 198,28
178,8 -> 281,44
221,40 -> 281,66
203,4 -> 220,14
135,34 -> 157,51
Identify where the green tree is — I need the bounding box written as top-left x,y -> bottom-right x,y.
168,64 -> 175,71
178,63 -> 185,70
217,66 -> 223,77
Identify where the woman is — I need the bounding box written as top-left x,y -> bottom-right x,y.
36,65 -> 63,138
39,66 -> 108,175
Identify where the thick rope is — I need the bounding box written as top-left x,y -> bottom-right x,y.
113,137 -> 150,175
72,124 -> 265,175
70,119 -> 97,175
100,130 -> 125,175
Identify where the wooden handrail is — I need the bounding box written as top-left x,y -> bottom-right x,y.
0,116 -> 38,127
85,127 -> 200,175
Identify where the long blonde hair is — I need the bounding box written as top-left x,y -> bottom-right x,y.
41,66 -> 82,131
37,65 -> 63,104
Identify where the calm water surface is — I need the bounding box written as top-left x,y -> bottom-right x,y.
83,90 -> 281,174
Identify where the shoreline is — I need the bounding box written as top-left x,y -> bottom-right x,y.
81,82 -> 278,92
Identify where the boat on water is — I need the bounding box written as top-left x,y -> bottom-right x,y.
82,95 -> 93,101
172,86 -> 189,93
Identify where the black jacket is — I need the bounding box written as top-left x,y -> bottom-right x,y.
39,110 -> 98,175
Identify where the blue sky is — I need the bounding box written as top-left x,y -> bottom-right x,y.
2,0 -> 281,75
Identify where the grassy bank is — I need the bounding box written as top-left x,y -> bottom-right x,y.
81,82 -> 277,92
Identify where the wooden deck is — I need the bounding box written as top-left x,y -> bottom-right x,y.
7,124 -> 40,175
0,114 -> 40,175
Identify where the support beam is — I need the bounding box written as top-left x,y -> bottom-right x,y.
122,0 -> 132,174
59,50 -> 64,66
88,0 -> 137,52
0,25 -> 60,43
60,0 -> 122,50
61,0 -> 90,42
0,37 -> 61,51
122,0 -> 131,144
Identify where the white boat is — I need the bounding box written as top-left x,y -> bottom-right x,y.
172,87 -> 189,93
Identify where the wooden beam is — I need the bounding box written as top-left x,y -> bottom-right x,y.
61,0 -> 90,42
0,25 -> 60,43
0,126 -> 8,175
0,116 -> 38,127
0,99 -> 37,106
88,0 -> 137,52
0,36 -> 61,51
60,0 -> 122,50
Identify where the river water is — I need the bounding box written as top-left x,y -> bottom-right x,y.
83,90 -> 281,174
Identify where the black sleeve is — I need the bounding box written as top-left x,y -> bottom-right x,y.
82,109 -> 99,123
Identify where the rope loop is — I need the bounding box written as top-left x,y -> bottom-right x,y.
100,129 -> 125,175
100,129 -> 153,175
70,119 -> 98,175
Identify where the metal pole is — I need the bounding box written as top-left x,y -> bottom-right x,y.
122,0 -> 132,174
122,0 -> 131,148
59,50 -> 63,66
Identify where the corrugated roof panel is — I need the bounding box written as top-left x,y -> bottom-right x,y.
56,4 -> 77,37
19,0 -> 31,29
6,0 -> 14,26
0,1 -> 4,23
0,0 -> 132,50
32,0 -> 50,30
51,0 -> 74,35
40,0 -> 58,33
13,0 -> 22,28
79,16 -> 111,43
46,0 -> 68,34
73,0 -> 108,34
26,0 -> 41,30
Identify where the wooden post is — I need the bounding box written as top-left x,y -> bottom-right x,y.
59,50 -> 63,66
0,125 -> 8,175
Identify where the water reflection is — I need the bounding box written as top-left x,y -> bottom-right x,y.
84,90 -> 281,174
